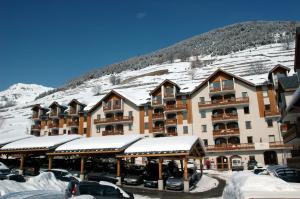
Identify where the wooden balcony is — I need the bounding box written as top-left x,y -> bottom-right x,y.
165,118 -> 177,125
212,113 -> 238,122
50,111 -> 58,117
264,110 -> 281,118
31,125 -> 41,131
48,123 -> 59,128
152,100 -> 163,106
165,104 -> 187,111
94,116 -> 133,124
103,104 -> 122,111
152,113 -> 164,120
198,97 -> 249,109
282,124 -> 300,144
206,143 -> 254,151
67,121 -> 79,127
213,128 -> 240,137
167,131 -> 178,136
164,92 -> 175,98
102,130 -> 124,136
269,141 -> 293,149
69,108 -> 77,115
152,127 -> 165,133
32,113 -> 39,119
209,87 -> 221,92
209,85 -> 234,93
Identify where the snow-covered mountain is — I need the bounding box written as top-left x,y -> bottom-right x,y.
0,42 -> 296,140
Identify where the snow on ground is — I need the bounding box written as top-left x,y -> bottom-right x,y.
0,172 -> 67,196
204,170 -> 233,182
190,174 -> 219,193
222,171 -> 300,199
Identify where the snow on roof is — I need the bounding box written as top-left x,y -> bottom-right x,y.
1,135 -> 81,151
124,136 -> 201,154
55,135 -> 142,152
242,73 -> 269,85
0,134 -> 32,147
83,95 -> 104,111
114,88 -> 150,106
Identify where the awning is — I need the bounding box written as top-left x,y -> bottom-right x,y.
118,136 -> 205,158
48,134 -> 142,156
0,135 -> 81,154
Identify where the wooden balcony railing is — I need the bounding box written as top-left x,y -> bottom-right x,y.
165,118 -> 177,125
113,104 -> 121,109
94,116 -> 133,124
209,85 -> 234,93
67,121 -> 79,127
164,92 -> 175,98
206,143 -> 254,151
103,104 -> 122,111
102,130 -> 124,136
31,125 -> 41,130
32,113 -> 39,119
269,141 -> 293,149
152,113 -> 164,119
264,110 -> 281,117
152,100 -> 163,106
167,131 -> 178,136
198,97 -> 249,108
165,104 -> 187,111
213,128 -> 240,137
48,123 -> 59,128
50,111 -> 58,117
212,113 -> 238,121
222,85 -> 234,91
152,127 -> 165,133
209,87 -> 221,92
69,108 -> 77,115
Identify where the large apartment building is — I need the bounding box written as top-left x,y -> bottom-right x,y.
31,67 -> 294,169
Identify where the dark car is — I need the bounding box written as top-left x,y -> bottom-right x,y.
6,174 -> 26,182
0,169 -> 11,180
247,158 -> 257,170
123,165 -> 145,186
73,181 -> 134,199
166,168 -> 200,191
87,172 -> 118,184
267,165 -> 300,183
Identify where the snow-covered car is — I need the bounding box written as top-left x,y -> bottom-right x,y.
0,162 -> 11,180
43,169 -> 80,182
73,181 -> 134,199
0,190 -> 66,199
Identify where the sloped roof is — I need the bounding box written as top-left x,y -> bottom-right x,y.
149,79 -> 181,95
278,75 -> 299,91
49,101 -> 67,109
68,99 -> 86,107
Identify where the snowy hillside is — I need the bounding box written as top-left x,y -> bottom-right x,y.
0,42 -> 295,139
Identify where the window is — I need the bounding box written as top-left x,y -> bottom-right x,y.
63,130 -> 66,134
183,126 -> 188,134
103,185 -> 120,197
182,96 -> 187,104
262,86 -> 269,97
83,128 -> 87,134
199,97 -> 205,103
242,92 -> 248,98
247,136 -> 253,144
128,111 -> 133,117
266,119 -> 273,127
144,122 -> 149,129
202,125 -> 207,132
144,106 -> 148,116
97,114 -> 101,120
245,121 -> 252,129
129,124 -> 132,131
203,139 -> 208,146
269,135 -> 275,142
244,106 -> 250,114
182,111 -> 187,120
265,104 -> 270,111
210,82 -> 221,90
200,111 -> 206,118
96,126 -> 101,133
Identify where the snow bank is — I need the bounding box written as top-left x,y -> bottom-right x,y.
223,171 -> 300,199
0,172 -> 67,196
0,162 -> 9,170
190,174 -> 219,193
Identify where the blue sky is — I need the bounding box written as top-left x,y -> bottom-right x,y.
0,0 -> 299,90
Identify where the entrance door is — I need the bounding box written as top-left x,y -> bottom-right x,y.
264,151 -> 278,165
216,156 -> 228,170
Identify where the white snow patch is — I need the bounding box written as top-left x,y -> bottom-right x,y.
190,174 -> 219,193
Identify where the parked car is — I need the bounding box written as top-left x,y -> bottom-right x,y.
87,171 -> 118,184
231,158 -> 244,171
123,165 -> 145,186
267,165 -> 300,183
0,162 -> 11,180
0,190 -> 66,199
72,181 -> 134,199
6,174 -> 26,182
43,169 -> 80,182
247,158 -> 257,170
165,168 -> 199,191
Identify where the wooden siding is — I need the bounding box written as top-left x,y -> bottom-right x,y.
256,86 -> 265,118
139,107 -> 145,134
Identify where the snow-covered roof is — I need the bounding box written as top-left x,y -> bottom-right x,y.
124,136 -> 204,155
0,135 -> 81,151
54,135 -> 142,152
114,88 -> 150,106
0,134 -> 32,147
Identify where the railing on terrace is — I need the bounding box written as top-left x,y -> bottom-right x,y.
198,97 -> 249,108
94,116 -> 133,124
102,130 -> 124,136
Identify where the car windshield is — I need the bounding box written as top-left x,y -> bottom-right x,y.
79,184 -> 103,196
0,169 -> 10,174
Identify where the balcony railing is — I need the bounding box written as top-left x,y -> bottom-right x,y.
269,141 -> 292,149
165,118 -> 177,125
282,124 -> 300,143
209,85 -> 234,93
31,125 -> 41,130
32,113 -> 39,119
152,113 -> 164,119
152,127 -> 165,133
212,113 -> 238,121
48,123 -> 59,128
264,110 -> 281,117
102,130 -> 124,136
69,108 -> 77,115
206,143 -> 254,151
103,103 -> 122,111
94,116 -> 133,124
50,111 -> 58,117
152,100 -> 163,106
198,97 -> 249,108
213,128 -> 240,137
209,87 -> 221,92
167,131 -> 178,136
165,104 -> 187,111
67,121 -> 79,127
222,85 -> 234,91
164,92 -> 175,98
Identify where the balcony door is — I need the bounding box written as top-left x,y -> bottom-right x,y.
217,156 -> 228,170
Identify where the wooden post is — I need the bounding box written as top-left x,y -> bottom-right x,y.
184,158 -> 188,181
200,157 -> 203,175
48,156 -> 53,170
183,157 -> 189,192
80,157 -> 85,180
19,155 -> 25,175
158,158 -> 163,190
116,158 -> 121,185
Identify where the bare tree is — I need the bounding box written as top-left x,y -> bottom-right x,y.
191,60 -> 204,69
92,85 -> 102,95
109,74 -> 121,85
